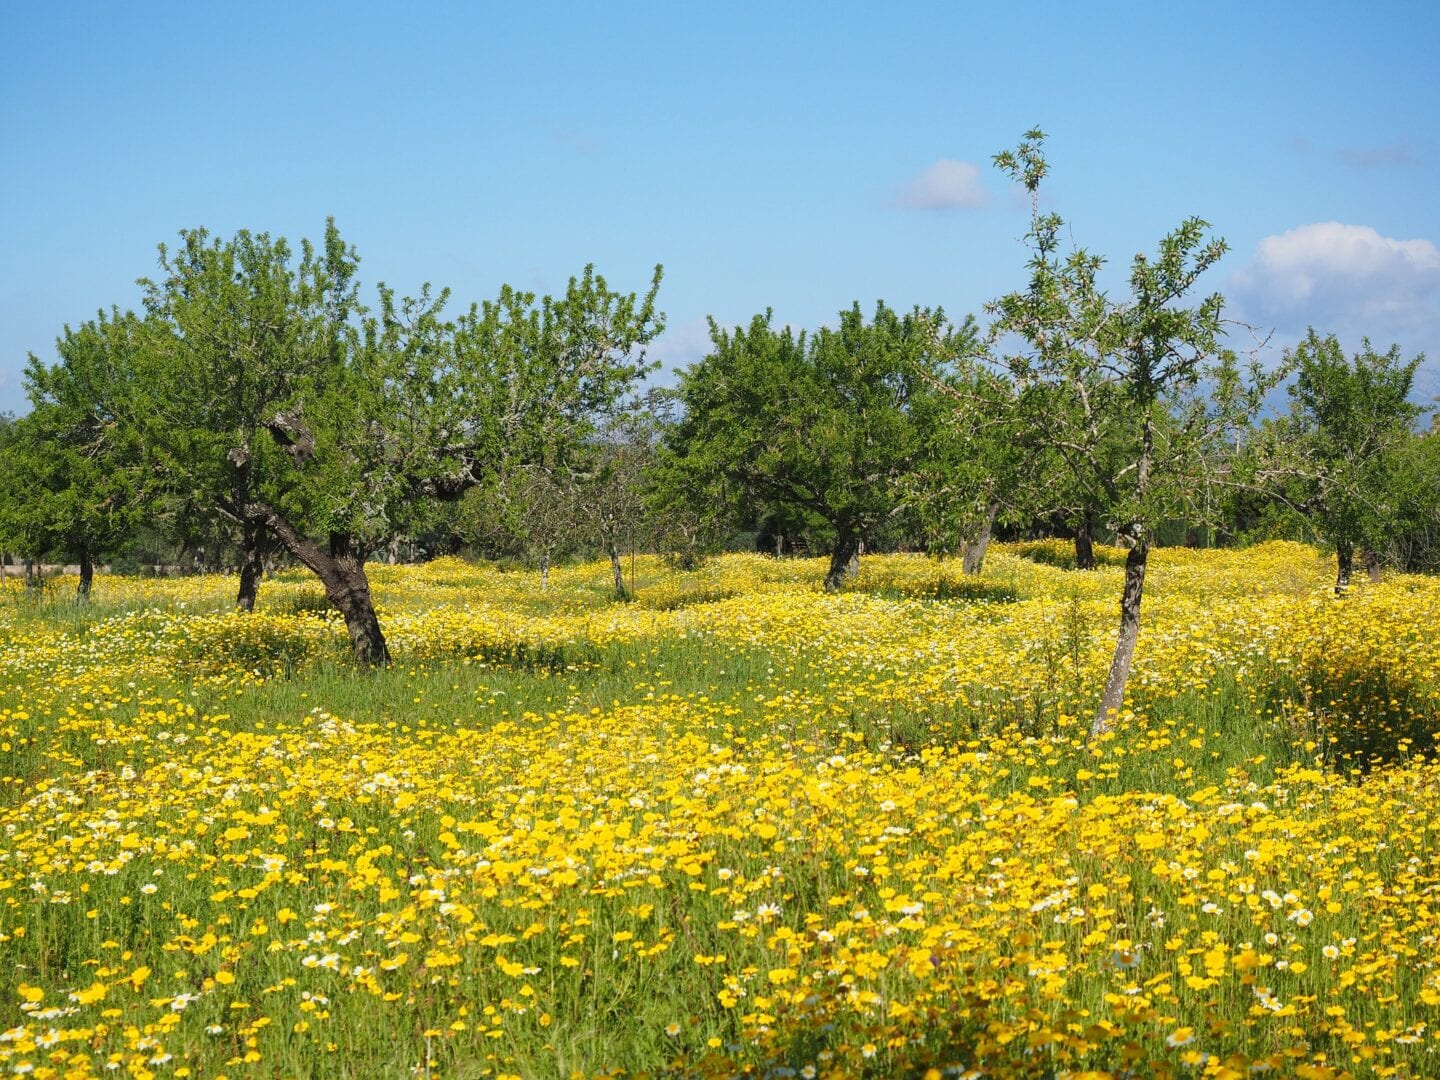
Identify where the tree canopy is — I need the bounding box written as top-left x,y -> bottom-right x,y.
1270,330 -> 1423,591
664,301 -> 971,589
37,220 -> 662,662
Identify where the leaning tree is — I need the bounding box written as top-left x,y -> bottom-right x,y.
117,220 -> 660,662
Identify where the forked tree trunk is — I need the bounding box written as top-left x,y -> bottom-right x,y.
1074,514 -> 1096,570
244,502 -> 390,665
609,541 -> 628,600
1335,539 -> 1354,596
825,530 -> 862,592
77,546 -> 94,600
1093,536 -> 1150,734
962,501 -> 1000,575
236,521 -> 266,612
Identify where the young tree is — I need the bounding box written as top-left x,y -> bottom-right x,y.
987,129 -> 1274,733
575,408 -> 662,600
1275,330 -> 1422,592
667,302 -> 967,590
908,362 -> 1033,574
455,464 -> 582,587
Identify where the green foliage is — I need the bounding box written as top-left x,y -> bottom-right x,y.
1385,424 -> 1440,572
663,301 -> 971,587
984,129 -> 1278,728
1269,330 -> 1423,578
987,130 -> 1269,549
0,313 -> 152,583
396,263 -> 664,515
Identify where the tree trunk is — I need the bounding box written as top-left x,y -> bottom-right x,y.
244,502 -> 390,665
1335,539 -> 1354,596
825,530 -> 862,592
236,521 -> 266,612
1093,536 -> 1150,734
1364,548 -> 1382,584
962,501 -> 1000,575
1074,514 -> 1096,570
539,551 -> 550,590
77,546 -> 94,601
609,541 -> 628,600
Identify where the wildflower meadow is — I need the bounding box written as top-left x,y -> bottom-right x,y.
2,543 -> 1439,1079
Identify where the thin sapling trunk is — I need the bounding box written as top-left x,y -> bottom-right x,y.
1074,515 -> 1096,570
1093,535 -> 1149,733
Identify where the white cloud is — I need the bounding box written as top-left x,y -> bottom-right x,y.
1229,222 -> 1440,407
1230,222 -> 1440,333
896,159 -> 989,210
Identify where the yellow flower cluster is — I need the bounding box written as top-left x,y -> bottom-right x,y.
1,543 -> 1437,1078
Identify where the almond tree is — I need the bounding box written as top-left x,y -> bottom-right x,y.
666,302 -> 968,590
987,130 -> 1275,733
1277,330 -> 1422,593
123,221 -> 660,663
0,313 -> 150,598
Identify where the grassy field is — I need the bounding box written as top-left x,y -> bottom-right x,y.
2,542 -> 1439,1079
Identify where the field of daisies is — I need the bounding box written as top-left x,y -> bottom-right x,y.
2,541 -> 1439,1079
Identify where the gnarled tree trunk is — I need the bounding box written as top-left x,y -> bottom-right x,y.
236,520 -> 266,612
825,530 -> 862,592
244,502 -> 390,665
962,501 -> 1000,575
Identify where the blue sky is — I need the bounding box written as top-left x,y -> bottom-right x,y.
3,1 -> 1438,414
